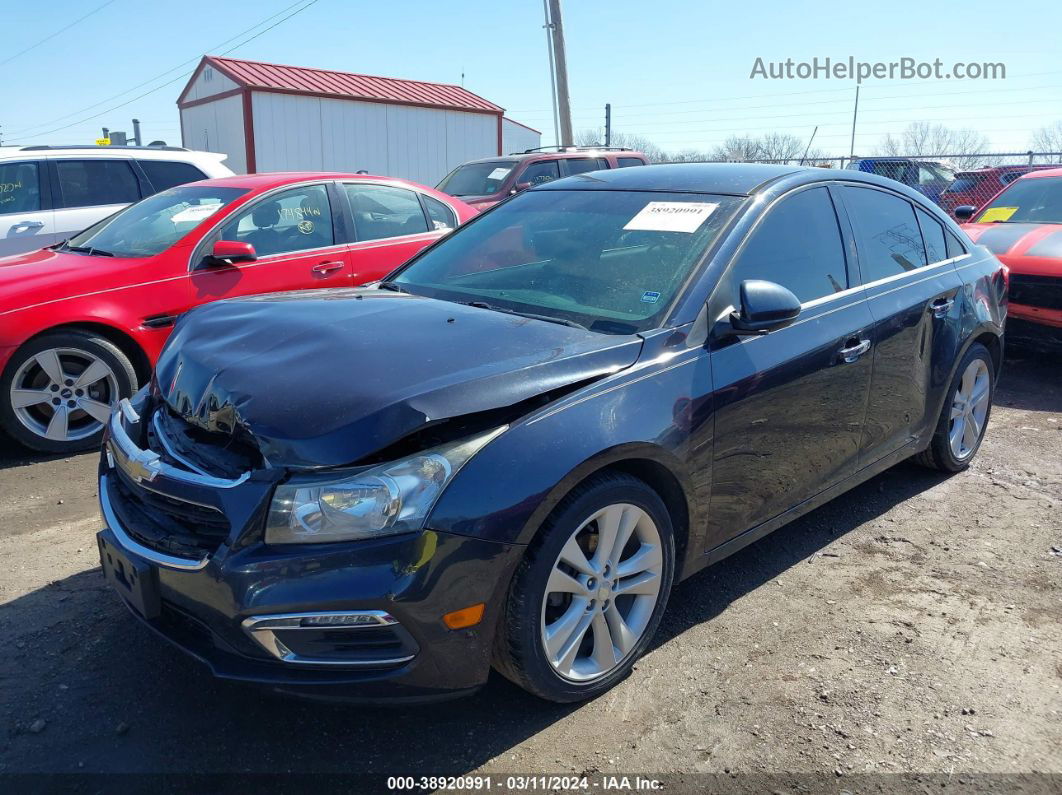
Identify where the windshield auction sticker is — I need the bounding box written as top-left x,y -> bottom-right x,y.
624,201 -> 718,233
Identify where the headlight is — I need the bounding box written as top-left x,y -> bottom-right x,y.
264,427 -> 506,545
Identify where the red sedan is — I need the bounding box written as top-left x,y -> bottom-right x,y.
959,167 -> 1062,353
0,172 -> 476,453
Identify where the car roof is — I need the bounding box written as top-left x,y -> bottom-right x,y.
533,162 -> 807,196
0,145 -> 225,162
189,171 -> 435,190
457,150 -> 646,167
1016,166 -> 1062,180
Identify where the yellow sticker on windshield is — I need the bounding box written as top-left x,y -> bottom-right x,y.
978,206 -> 1018,223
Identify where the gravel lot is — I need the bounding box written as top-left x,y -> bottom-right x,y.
0,351 -> 1059,784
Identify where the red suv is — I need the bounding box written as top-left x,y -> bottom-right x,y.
940,165 -> 1059,219
436,147 -> 648,209
0,172 -> 475,453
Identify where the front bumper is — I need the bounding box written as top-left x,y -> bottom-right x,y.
97,518 -> 524,701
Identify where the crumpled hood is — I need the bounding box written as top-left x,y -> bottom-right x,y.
155,288 -> 643,468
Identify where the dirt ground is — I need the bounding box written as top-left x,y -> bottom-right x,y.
0,351 -> 1059,786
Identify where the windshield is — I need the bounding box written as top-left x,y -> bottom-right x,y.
976,176 -> 1062,224
391,189 -> 744,334
437,160 -> 518,197
65,185 -> 248,258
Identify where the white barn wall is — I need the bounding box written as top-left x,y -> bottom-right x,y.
502,119 -> 541,155
182,65 -> 238,102
179,94 -> 247,173
250,92 -> 497,185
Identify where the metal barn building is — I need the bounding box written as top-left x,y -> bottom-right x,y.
177,56 -> 540,185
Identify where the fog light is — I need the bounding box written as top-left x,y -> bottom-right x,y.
443,603 -> 485,630
298,613 -> 394,628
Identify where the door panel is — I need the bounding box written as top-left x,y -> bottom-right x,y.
188,183 -> 353,306
839,185 -> 965,463
0,160 -> 57,255
708,299 -> 875,542
705,185 -> 873,545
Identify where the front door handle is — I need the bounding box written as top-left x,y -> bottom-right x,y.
838,338 -> 871,363
11,220 -> 44,232
312,260 -> 345,275
931,297 -> 954,318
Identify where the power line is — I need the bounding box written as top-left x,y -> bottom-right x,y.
1,0 -> 119,67
7,0 -> 318,139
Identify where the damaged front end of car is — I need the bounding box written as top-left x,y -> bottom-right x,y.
96,288 -> 643,700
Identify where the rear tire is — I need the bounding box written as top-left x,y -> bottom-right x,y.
914,343 -> 994,472
493,471 -> 675,703
0,332 -> 137,455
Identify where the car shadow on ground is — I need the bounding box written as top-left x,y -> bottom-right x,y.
997,347 -> 1062,413
0,354 -> 1053,775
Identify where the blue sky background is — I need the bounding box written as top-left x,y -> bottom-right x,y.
3,0 -> 1061,156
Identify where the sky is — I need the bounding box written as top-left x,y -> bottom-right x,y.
3,0 -> 1062,158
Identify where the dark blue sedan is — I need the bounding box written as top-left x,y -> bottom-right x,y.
96,163 -> 1006,703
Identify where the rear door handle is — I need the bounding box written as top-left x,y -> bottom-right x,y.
838,338 -> 871,363
312,260 -> 345,275
931,297 -> 954,317
11,220 -> 44,231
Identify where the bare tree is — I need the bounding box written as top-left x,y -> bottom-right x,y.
709,134 -> 762,162
1031,122 -> 1062,163
574,129 -> 667,162
876,122 -> 994,167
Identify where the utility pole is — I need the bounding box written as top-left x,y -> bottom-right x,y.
848,86 -> 860,167
604,104 -> 611,147
541,0 -> 559,147
132,118 -> 142,147
547,0 -> 573,147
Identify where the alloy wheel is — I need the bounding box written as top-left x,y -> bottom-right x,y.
948,357 -> 991,460
540,503 -> 663,682
9,348 -> 118,443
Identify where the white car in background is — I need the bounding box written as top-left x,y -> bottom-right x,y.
0,145 -> 233,257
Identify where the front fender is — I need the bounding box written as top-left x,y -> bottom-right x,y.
426,346 -> 712,556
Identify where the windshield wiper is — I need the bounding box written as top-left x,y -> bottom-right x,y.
378,281 -> 409,293
463,300 -> 589,331
63,244 -> 114,257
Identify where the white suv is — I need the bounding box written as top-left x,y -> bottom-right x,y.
0,145 -> 233,257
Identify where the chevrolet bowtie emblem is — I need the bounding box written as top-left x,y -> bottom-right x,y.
109,440 -> 162,483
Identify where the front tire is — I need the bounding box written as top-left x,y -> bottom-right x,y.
493,471 -> 676,702
914,342 -> 994,472
0,332 -> 137,454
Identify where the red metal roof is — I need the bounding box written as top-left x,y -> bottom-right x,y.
195,56 -> 503,115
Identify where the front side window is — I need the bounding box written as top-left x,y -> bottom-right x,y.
219,184 -> 334,256
64,185 -> 247,258
138,160 -> 207,192
562,158 -> 608,176
345,184 -> 428,241
945,175 -> 982,194
0,161 -> 41,214
975,176 -> 1062,224
916,208 -> 948,264
518,160 -> 560,186
729,187 -> 848,304
844,187 -> 927,281
436,160 -> 517,197
55,159 -> 140,208
392,189 -> 744,334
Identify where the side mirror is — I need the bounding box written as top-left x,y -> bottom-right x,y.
729,279 -> 801,335
512,182 -> 532,194
953,205 -> 976,222
208,240 -> 256,265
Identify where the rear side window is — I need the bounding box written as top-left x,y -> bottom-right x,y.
56,159 -> 140,208
345,184 -> 429,241
915,208 -> 947,264
729,186 -> 848,304
138,160 -> 207,192
0,161 -> 41,214
562,158 -> 608,176
519,161 -> 560,186
843,187 -> 927,282
422,194 -> 456,231
617,157 -> 646,168
945,229 -> 967,259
